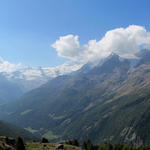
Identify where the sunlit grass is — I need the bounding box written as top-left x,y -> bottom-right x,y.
26,142 -> 80,150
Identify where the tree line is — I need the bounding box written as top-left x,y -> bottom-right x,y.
15,137 -> 150,150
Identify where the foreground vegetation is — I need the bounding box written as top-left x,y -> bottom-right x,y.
82,140 -> 150,150
2,136 -> 150,150
26,139 -> 150,150
26,142 -> 80,150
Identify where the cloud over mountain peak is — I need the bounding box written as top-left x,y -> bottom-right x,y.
1,25 -> 150,92
52,25 -> 150,63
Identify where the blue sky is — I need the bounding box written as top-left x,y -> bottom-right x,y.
0,0 -> 150,67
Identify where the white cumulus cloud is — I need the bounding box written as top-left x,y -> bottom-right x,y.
52,35 -> 81,61
52,25 -> 150,63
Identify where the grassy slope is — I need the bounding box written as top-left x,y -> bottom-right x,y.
0,120 -> 39,141
26,142 -> 80,150
51,64 -> 150,145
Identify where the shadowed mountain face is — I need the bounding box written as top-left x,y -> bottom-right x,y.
136,49 -> 150,66
1,49 -> 150,145
0,74 -> 23,105
0,120 -> 39,141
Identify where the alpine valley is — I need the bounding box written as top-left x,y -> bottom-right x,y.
1,49 -> 150,146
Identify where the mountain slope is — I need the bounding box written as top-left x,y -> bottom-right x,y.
0,62 -> 81,93
0,74 -> 23,104
1,50 -> 150,145
0,120 -> 39,141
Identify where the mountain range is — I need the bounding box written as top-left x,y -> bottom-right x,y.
1,49 -> 150,145
0,63 -> 81,93
0,62 -> 81,104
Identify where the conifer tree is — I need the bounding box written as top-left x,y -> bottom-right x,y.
16,136 -> 25,150
41,137 -> 49,143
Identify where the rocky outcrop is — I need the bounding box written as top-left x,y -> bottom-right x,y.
0,136 -> 15,150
